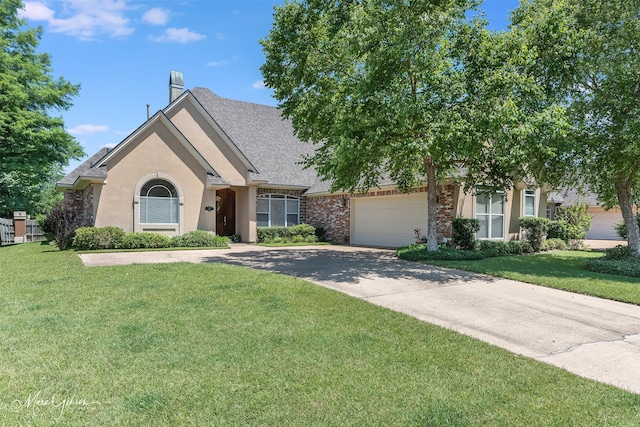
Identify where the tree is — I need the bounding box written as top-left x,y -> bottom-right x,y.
262,0 -> 548,251
0,0 -> 83,217
509,0 -> 640,255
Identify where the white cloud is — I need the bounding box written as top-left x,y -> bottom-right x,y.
103,143 -> 117,148
142,7 -> 169,25
68,124 -> 109,135
252,80 -> 266,90
19,2 -> 54,20
207,55 -> 239,67
19,1 -> 133,40
150,27 -> 205,43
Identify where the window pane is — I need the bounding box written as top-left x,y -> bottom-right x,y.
491,216 -> 504,239
476,194 -> 489,214
476,215 -> 489,239
257,213 -> 269,227
257,198 -> 269,213
491,195 -> 504,215
286,213 -> 299,226
141,197 -> 178,223
286,199 -> 299,214
271,199 -> 285,227
525,196 -> 535,216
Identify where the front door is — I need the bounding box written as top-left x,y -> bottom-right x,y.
216,189 -> 236,236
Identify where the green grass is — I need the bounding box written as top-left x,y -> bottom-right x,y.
428,251 -> 640,305
1,243 -> 639,426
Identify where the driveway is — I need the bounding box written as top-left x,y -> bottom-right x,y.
80,244 -> 640,394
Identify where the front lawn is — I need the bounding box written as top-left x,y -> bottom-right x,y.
1,244 -> 639,425
427,251 -> 640,305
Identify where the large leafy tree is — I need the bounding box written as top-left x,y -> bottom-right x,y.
261,0 -> 555,250
509,0 -> 640,255
0,0 -> 82,217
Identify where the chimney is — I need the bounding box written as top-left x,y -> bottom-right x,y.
169,70 -> 184,103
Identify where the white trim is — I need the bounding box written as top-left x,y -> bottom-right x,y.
133,173 -> 184,235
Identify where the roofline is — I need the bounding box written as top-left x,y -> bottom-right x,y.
163,90 -> 260,175
56,175 -> 107,191
94,110 -> 219,177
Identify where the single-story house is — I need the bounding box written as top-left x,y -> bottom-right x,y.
547,189 -> 628,240
57,71 -> 548,248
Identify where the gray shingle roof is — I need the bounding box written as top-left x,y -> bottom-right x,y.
58,147 -> 109,186
191,87 -> 318,188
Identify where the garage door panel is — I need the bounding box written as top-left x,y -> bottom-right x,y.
352,194 -> 428,248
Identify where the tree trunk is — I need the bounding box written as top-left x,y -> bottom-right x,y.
615,178 -> 640,257
424,157 -> 439,252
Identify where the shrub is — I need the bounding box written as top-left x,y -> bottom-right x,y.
119,232 -> 172,249
257,224 -> 318,243
584,257 -> 640,278
452,218 -> 480,250
547,220 -> 571,242
508,240 -> 534,254
554,203 -> 591,240
397,244 -> 488,261
171,230 -> 230,248
615,215 -> 640,240
603,244 -> 632,260
73,226 -> 126,250
519,217 -> 550,252
544,238 -> 568,251
477,240 -> 510,256
41,201 -> 86,250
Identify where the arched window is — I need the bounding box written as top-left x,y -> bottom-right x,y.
140,179 -> 179,224
257,194 -> 299,227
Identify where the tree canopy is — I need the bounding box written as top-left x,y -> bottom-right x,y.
0,0 -> 83,217
261,0 -> 548,250
509,0 -> 640,255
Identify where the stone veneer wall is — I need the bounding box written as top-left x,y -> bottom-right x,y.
305,184 -> 456,244
63,185 -> 95,227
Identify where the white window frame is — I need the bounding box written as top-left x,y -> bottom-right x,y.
139,180 -> 179,224
257,194 -> 300,227
524,189 -> 536,217
475,190 -> 505,240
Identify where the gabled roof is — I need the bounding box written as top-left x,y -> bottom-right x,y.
191,87 -> 318,188
58,111 -> 226,190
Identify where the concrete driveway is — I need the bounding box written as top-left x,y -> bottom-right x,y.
80,244 -> 640,394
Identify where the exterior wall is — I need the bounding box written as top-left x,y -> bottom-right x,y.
306,194 -> 350,243
306,185 -> 456,244
166,100 -> 249,186
236,185 -> 257,242
93,121 -> 209,235
455,184 -> 547,241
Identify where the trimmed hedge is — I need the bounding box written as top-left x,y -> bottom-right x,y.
257,224 -> 318,243
171,230 -> 230,248
397,240 -> 533,262
544,238 -> 568,251
73,227 -> 230,250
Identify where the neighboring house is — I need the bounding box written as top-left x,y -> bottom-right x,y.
547,189 -> 628,240
57,72 -> 548,248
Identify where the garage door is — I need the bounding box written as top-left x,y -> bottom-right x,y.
351,193 -> 428,247
587,207 -> 623,240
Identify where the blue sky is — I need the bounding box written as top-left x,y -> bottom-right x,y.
18,0 -> 521,172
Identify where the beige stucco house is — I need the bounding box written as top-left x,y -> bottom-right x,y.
58,72 -> 548,247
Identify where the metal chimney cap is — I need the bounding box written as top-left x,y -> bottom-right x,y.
170,70 -> 184,87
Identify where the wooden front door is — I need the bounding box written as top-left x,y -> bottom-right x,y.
216,189 -> 236,236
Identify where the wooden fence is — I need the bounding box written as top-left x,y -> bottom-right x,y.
0,217 -> 46,245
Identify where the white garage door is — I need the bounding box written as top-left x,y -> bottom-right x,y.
587,207 -> 623,240
351,193 -> 428,248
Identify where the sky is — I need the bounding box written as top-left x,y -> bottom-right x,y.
17,0 -> 522,173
